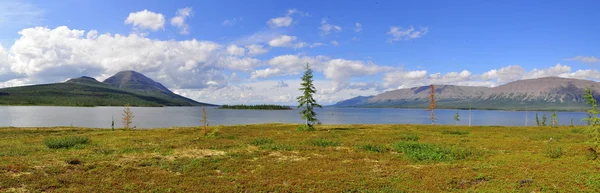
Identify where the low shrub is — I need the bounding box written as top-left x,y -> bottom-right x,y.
359,144 -> 388,153
442,130 -> 470,135
393,141 -> 474,162
260,144 -> 294,151
399,134 -> 420,141
44,136 -> 89,149
250,138 -> 274,146
311,138 -> 340,147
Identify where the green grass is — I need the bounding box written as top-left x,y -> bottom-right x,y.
0,124 -> 597,192
44,136 -> 90,149
310,138 -> 340,147
442,130 -> 470,135
392,141 -> 475,162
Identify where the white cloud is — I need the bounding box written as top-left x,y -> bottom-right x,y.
170,7 -> 193,35
387,26 -> 428,42
564,56 -> 598,63
226,45 -> 246,56
218,56 -> 262,72
354,23 -> 362,32
330,40 -> 339,46
523,63 -> 571,79
245,44 -> 268,55
125,9 -> 165,31
268,35 -> 307,48
479,65 -> 525,84
319,19 -> 342,35
267,16 -> 292,28
251,68 -> 281,79
322,59 -> 392,93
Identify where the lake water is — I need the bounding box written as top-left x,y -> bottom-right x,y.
0,106 -> 591,128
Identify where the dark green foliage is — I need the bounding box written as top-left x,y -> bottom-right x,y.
542,113 -> 547,126
535,113 -> 541,126
310,138 -> 340,147
359,144 -> 388,153
259,144 -> 294,151
250,138 -> 274,146
297,63 -> 322,131
453,110 -> 460,125
551,111 -> 558,127
44,136 -> 89,149
392,141 -> 474,162
544,145 -> 563,159
219,104 -> 292,110
399,134 -> 420,141
442,130 -> 470,135
583,87 -> 600,127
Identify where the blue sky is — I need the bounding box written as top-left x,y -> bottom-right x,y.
0,0 -> 599,104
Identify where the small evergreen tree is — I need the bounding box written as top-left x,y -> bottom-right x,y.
542,113 -> 547,126
535,113 -> 540,126
551,111 -> 558,127
582,87 -> 600,159
111,115 -> 115,131
453,110 -> 460,125
297,63 -> 322,131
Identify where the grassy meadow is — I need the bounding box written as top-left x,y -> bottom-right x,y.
1,124 -> 599,192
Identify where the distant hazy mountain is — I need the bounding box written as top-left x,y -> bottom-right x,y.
0,71 -> 214,107
332,77 -> 600,111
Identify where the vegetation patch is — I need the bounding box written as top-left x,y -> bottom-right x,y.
392,141 -> 475,162
310,138 -> 340,147
250,137 -> 274,146
259,143 -> 294,151
358,144 -> 388,153
44,136 -> 89,149
442,130 -> 470,135
399,134 -> 420,141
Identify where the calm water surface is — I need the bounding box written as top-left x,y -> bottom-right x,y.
0,106 -> 590,128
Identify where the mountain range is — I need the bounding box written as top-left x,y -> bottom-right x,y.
0,71 -> 212,107
333,77 -> 600,111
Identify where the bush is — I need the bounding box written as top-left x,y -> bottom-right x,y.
442,130 -> 470,135
399,134 -> 420,141
544,146 -> 563,159
392,141 -> 474,162
359,144 -> 388,153
260,144 -> 294,151
311,139 -> 340,147
250,138 -> 274,146
44,136 -> 89,149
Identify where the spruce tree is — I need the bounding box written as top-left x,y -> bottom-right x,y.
297,63 -> 322,131
542,113 -> 547,126
453,110 -> 460,125
535,113 -> 540,126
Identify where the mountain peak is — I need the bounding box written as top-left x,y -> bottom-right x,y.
103,71 -> 172,93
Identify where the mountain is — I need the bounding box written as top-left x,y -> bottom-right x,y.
0,71 -> 214,107
332,77 -> 600,111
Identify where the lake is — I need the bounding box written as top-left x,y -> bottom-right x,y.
0,106 -> 591,128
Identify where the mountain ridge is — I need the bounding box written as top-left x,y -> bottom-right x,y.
0,71 -> 214,107
333,76 -> 600,111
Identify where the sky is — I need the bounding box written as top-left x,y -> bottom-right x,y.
0,0 -> 599,105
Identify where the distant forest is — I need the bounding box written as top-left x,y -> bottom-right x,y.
219,104 -> 293,110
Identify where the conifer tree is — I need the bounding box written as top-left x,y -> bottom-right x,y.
453,110 -> 460,125
122,104 -> 134,129
535,112 -> 540,126
297,63 -> 322,131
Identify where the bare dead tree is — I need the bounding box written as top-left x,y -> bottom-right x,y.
122,104 -> 134,129
428,84 -> 437,124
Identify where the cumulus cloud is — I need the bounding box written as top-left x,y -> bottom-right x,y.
387,26 -> 428,42
523,63 -> 571,79
245,44 -> 268,55
1,26 -> 271,89
170,7 -> 193,34
267,9 -> 304,28
268,35 -> 307,48
267,17 -> 292,28
125,9 -> 165,31
226,45 -> 246,56
564,56 -> 598,63
354,23 -> 362,32
319,19 -> 341,35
